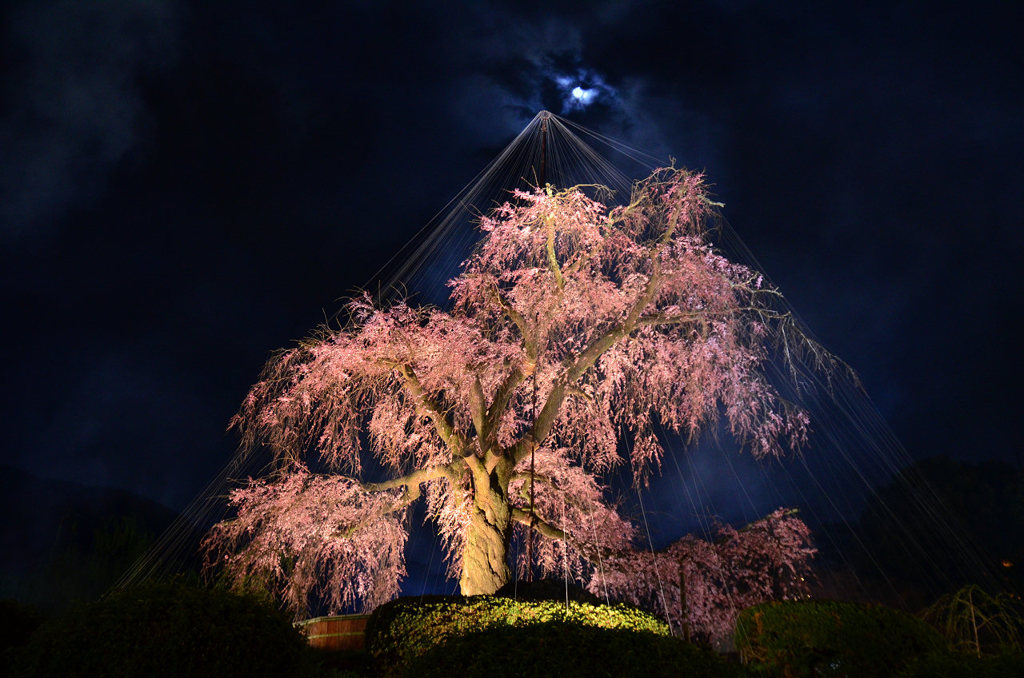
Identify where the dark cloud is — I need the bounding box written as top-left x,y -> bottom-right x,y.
1,0 -> 178,241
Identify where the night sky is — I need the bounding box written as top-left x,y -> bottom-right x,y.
2,0 -> 1021,525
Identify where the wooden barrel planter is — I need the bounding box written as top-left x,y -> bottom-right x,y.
295,614 -> 371,652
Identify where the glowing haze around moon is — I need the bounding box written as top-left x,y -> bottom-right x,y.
553,71 -> 610,111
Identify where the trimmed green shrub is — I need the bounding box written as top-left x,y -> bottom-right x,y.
403,621 -> 743,678
365,595 -> 669,676
11,580 -> 314,678
735,600 -> 943,678
895,651 -> 1024,678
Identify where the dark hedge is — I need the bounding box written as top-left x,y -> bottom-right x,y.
895,651 -> 1024,678
403,621 -> 743,678
0,600 -> 44,676
735,599 -> 943,678
11,581 -> 314,678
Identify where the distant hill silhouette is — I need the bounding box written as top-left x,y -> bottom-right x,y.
0,465 -> 179,611
813,456 -> 1024,607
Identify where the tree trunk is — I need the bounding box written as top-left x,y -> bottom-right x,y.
459,492 -> 512,595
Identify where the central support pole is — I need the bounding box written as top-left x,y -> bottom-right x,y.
538,110 -> 550,189
528,110 -> 552,585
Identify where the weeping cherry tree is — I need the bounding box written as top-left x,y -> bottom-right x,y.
203,167 -> 823,619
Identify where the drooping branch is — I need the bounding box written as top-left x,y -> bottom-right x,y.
203,467 -> 409,616
515,210 -> 688,462
637,307 -> 788,327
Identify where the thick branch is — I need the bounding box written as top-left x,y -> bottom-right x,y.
513,473 -> 552,504
511,507 -> 617,562
488,283 -> 530,345
545,215 -> 566,291
512,507 -> 565,541
567,216 -> 675,382
464,453 -> 488,477
398,364 -> 466,455
362,460 -> 462,501
483,364 -> 528,451
510,323 -> 631,464
512,215 -> 685,464
469,376 -> 486,441
331,466 -> 459,539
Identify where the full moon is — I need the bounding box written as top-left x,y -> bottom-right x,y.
568,84 -> 597,107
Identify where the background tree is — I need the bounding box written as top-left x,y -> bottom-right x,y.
204,167 -> 821,614
592,508 -> 816,643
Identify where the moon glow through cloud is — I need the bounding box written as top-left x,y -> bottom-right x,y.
571,85 -> 596,104
553,71 -> 610,111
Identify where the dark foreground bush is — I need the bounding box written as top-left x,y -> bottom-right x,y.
0,600 -> 44,675
895,651 -> 1024,678
366,595 -> 668,676
0,599 -> 44,649
403,621 -> 742,678
11,581 -> 314,678
735,599 -> 943,678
